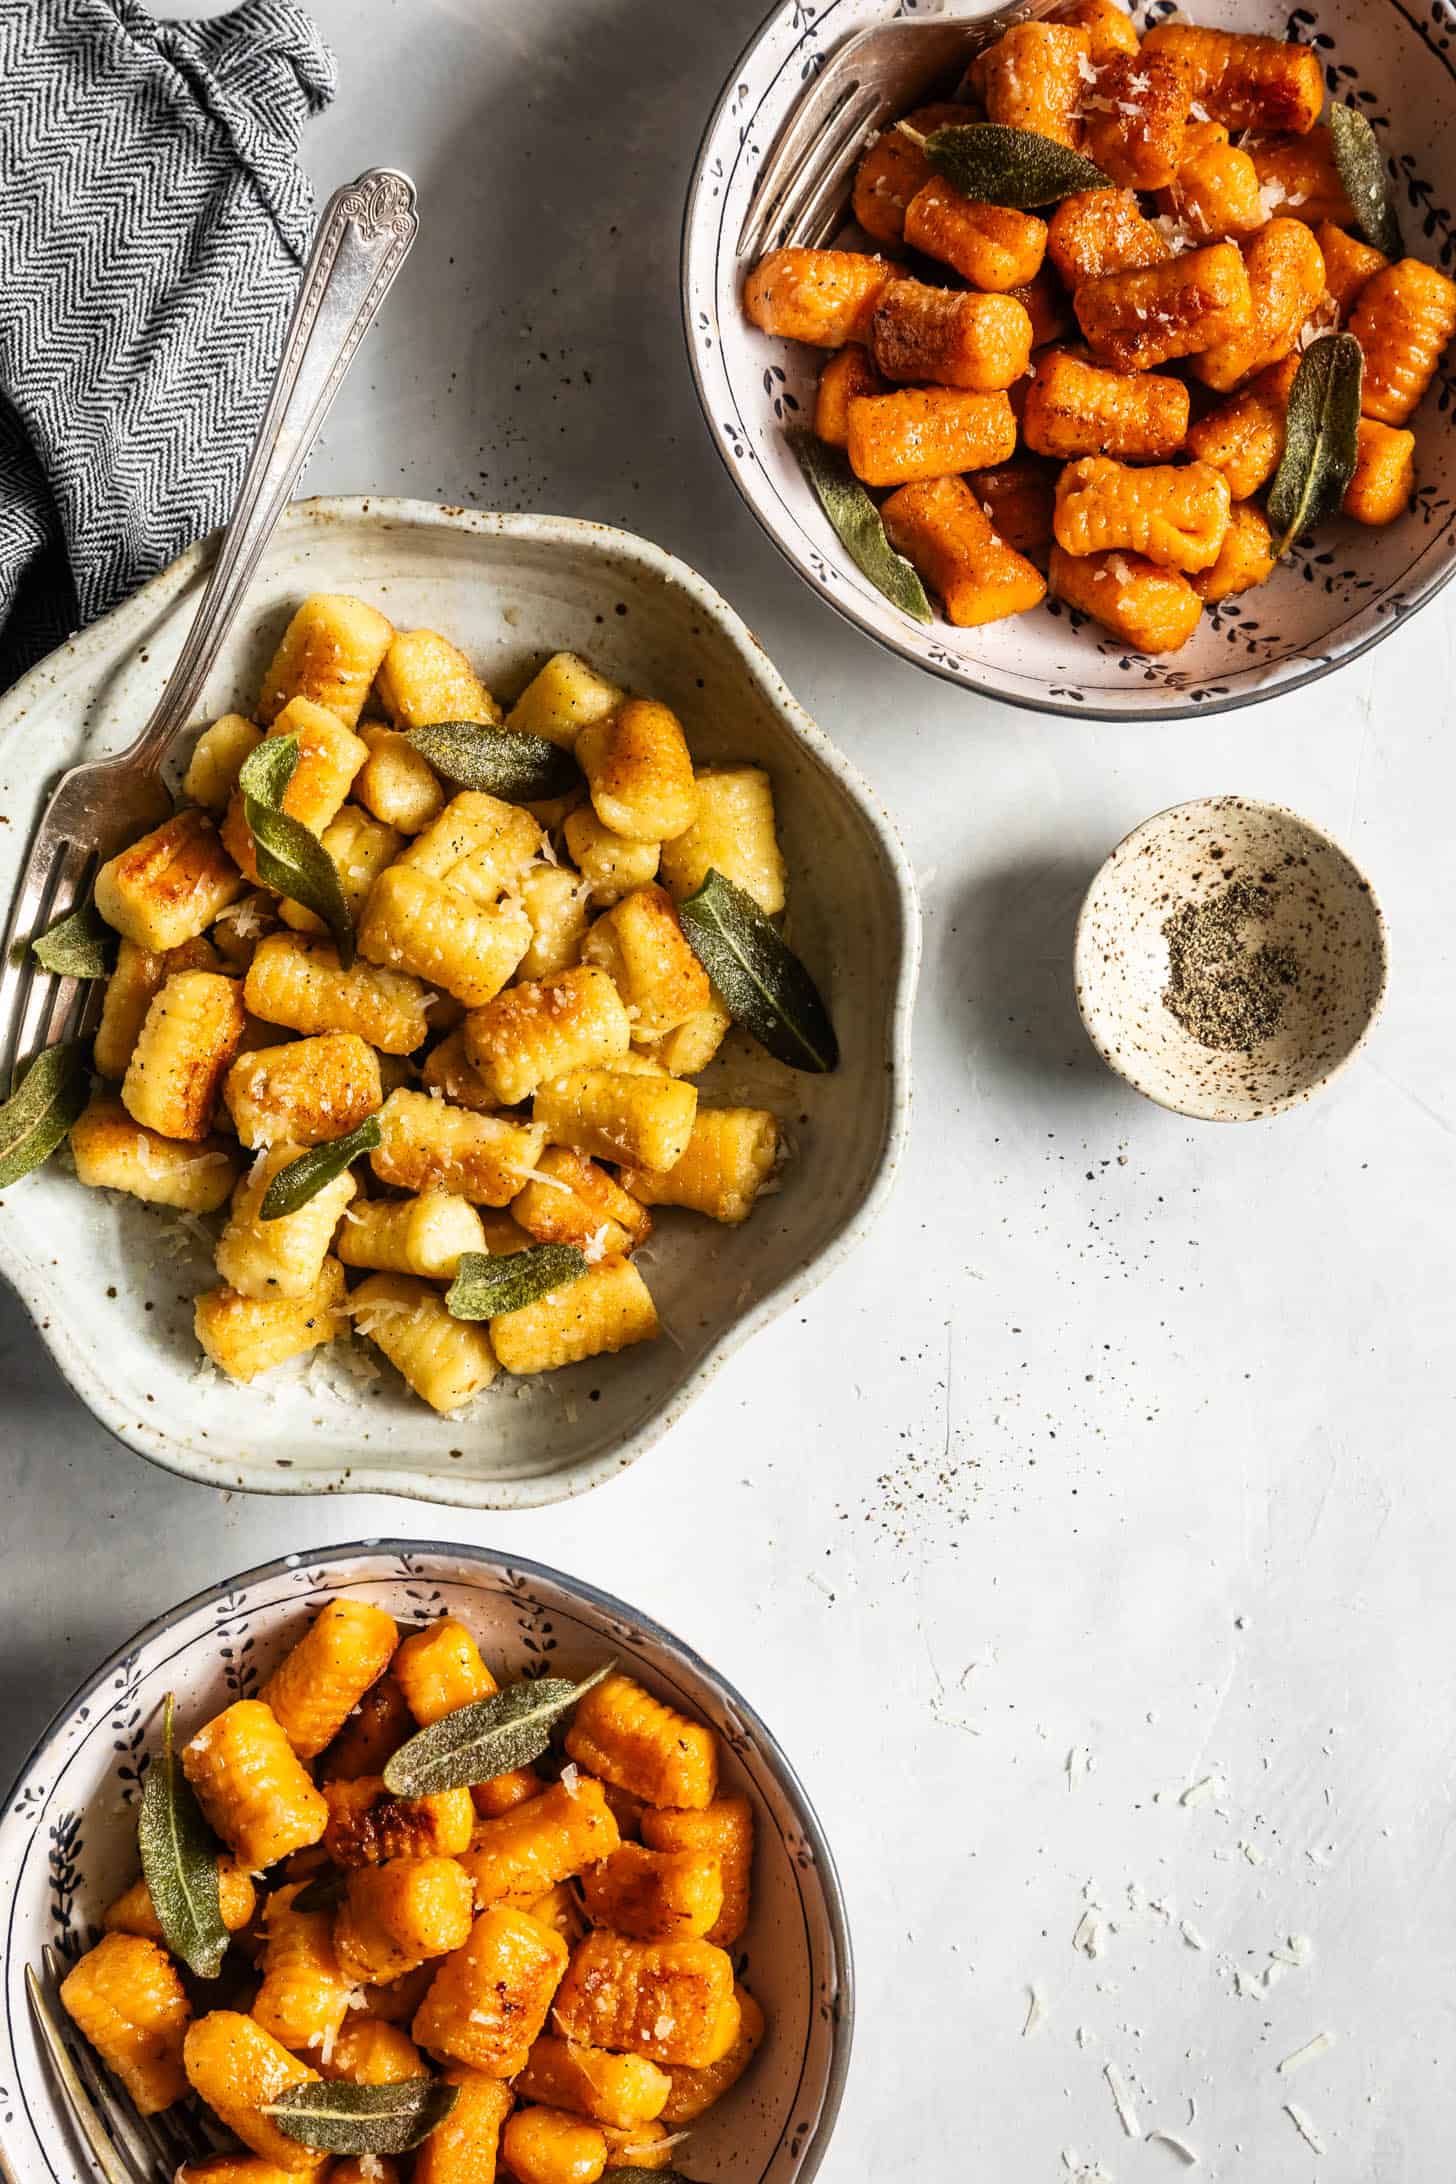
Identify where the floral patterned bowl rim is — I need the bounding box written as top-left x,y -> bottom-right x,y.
0,1540 -> 854,2184
680,0 -> 1456,719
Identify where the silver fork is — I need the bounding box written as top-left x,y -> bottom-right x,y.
0,166 -> 420,1095
26,1945 -> 223,2184
736,0 -> 1064,262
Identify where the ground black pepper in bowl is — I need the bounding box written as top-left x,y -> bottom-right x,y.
1161,879 -> 1301,1050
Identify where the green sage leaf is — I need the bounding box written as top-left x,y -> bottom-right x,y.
601,2172 -> 701,2184
445,1242 -> 588,1320
261,2079 -> 459,2157
403,721 -> 579,801
679,868 -> 838,1074
1328,104 -> 1403,260
238,734 -> 356,966
288,1869 -> 349,1915
914,120 -> 1111,208
0,1041 -> 89,1187
792,434 -> 932,624
31,903 -> 115,980
259,1114 -> 383,1221
1267,332 -> 1364,556
137,1693 -> 229,1980
383,1662 -> 615,1797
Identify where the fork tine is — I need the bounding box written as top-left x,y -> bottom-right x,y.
39,1946 -> 176,2182
26,1963 -> 148,2184
0,834 -> 67,1092
779,85 -> 889,250
737,55 -> 878,260
11,840 -> 95,1084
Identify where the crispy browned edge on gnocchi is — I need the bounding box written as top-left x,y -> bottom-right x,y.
744,8 -> 1455,655
61,1602 -> 765,2173
74,603 -> 794,1413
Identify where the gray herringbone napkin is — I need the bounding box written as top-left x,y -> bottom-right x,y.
0,0 -> 336,690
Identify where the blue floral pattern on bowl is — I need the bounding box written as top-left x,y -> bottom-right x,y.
0,1544 -> 852,2184
682,0 -> 1456,717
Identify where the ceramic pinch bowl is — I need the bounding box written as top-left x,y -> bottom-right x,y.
0,1540 -> 853,2184
1073,795 -> 1389,1121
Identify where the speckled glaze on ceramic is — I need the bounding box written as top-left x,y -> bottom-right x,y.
1074,796 -> 1387,1119
0,499 -> 919,1508
0,1541 -> 852,2184
683,0 -> 1456,718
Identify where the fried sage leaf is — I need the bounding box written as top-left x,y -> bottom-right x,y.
0,1041 -> 89,1187
259,1115 -> 383,1221
445,1243 -> 588,1321
601,2173 -> 702,2182
137,1693 -> 228,1980
911,120 -> 1111,208
31,902 -> 115,980
289,1870 -> 348,1915
679,868 -> 838,1074
1267,332 -> 1364,556
1329,102 -> 1403,259
403,721 -> 579,801
261,2079 -> 460,2157
792,433 -> 932,624
238,734 -> 356,966
383,1662 -> 615,1798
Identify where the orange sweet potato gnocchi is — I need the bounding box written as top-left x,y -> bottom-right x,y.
59,1608 -> 769,2153
742,8 -> 1450,657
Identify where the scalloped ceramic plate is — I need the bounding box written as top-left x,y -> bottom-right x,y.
0,1541 -> 853,2184
0,500 -> 919,1507
683,0 -> 1456,718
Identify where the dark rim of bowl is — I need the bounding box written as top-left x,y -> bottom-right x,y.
679,0 -> 1456,722
0,1536 -> 855,2184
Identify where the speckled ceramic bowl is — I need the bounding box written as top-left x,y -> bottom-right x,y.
0,1541 -> 853,2184
1074,795 -> 1388,1119
0,498 -> 919,1508
683,0 -> 1456,718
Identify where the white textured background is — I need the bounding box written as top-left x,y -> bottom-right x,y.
3,2 -> 1455,2177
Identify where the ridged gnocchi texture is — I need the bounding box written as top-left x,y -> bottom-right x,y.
63,1607 -> 765,2146
122,970 -> 246,1140
78,600 -> 791,1410
183,2012 -> 327,2169
60,1932 -> 191,2114
71,1093 -> 240,1211
258,594 -> 394,729
97,809 -> 246,951
352,1272 -> 499,1411
742,15 -> 1450,658
223,1032 -> 381,1149
182,1700 -> 329,1869
412,1906 -> 569,2073
260,1597 -> 398,1759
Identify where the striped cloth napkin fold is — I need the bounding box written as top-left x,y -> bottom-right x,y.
0,0 -> 336,690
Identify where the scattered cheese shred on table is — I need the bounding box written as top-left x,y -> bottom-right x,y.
1023,1982 -> 1048,2036
1104,2063 -> 1142,2140
1278,2030 -> 1337,2075
1180,1774 -> 1223,1808
1285,2103 -> 1327,2154
1147,2129 -> 1200,2166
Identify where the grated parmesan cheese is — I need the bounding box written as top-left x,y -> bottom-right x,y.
1278,2030 -> 1336,2076
1147,2130 -> 1199,2166
1104,2063 -> 1142,2140
1179,1773 -> 1222,1808
1284,2103 -> 1326,2155
1023,1982 -> 1048,2036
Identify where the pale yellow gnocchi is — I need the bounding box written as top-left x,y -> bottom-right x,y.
70,604 -> 806,1418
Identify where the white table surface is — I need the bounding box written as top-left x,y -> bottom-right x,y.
4,2 -> 1454,2176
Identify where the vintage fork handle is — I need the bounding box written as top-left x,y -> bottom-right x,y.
123,167 -> 419,778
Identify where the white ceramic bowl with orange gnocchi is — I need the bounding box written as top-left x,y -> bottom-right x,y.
0,1540 -> 853,2184
684,0 -> 1456,716
0,500 -> 918,1507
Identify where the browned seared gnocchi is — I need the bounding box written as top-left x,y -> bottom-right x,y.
59,1608 -> 768,2158
68,601 -> 819,1415
743,9 -> 1456,653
